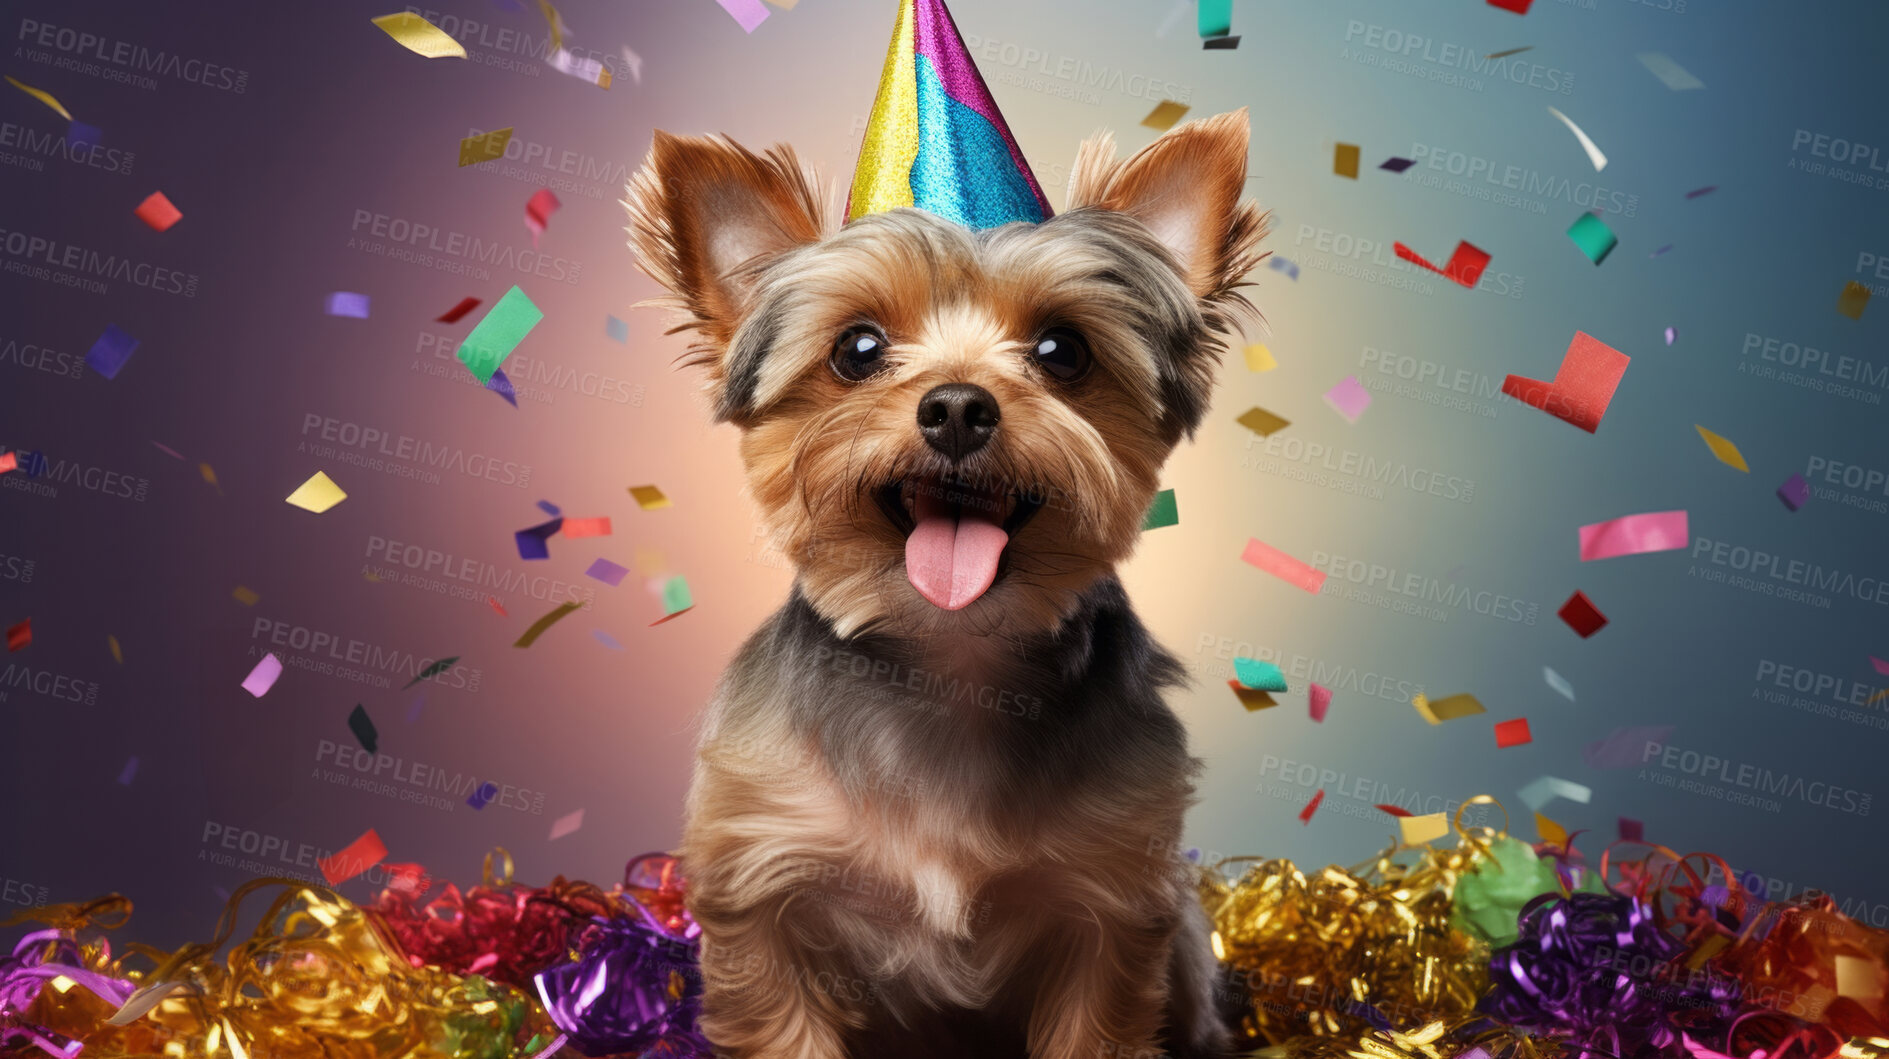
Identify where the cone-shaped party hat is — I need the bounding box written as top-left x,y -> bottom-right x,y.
847,0 -> 1053,229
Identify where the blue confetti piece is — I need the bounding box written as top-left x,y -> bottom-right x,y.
86,324 -> 139,380
536,500 -> 561,516
1233,656 -> 1288,692
605,314 -> 628,343
515,518 -> 561,560
467,780 -> 499,809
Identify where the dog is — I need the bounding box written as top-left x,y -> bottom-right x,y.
623,105 -> 1267,1059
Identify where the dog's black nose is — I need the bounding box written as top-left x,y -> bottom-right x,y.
917,383 -> 999,461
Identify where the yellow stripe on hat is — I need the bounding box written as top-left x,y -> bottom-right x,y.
848,0 -> 919,220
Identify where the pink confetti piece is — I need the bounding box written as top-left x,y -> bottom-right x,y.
714,0 -> 770,33
1872,657 -> 1889,677
549,808 -> 585,840
241,653 -> 283,697
1578,510 -> 1689,561
1322,375 -> 1371,423
1241,538 -> 1327,594
152,441 -> 185,460
1309,683 -> 1332,722
524,189 -> 560,244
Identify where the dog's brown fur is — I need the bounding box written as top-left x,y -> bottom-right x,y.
625,109 -> 1266,1059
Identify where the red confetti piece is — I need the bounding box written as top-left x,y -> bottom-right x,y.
1376,804 -> 1413,817
437,296 -> 482,323
133,191 -> 182,232
525,189 -> 560,242
6,618 -> 30,652
1558,591 -> 1608,638
0,452 -> 15,474
487,596 -> 508,617
1240,537 -> 1326,594
318,828 -> 389,886
1487,0 -> 1532,11
560,517 -> 612,538
1618,816 -> 1644,842
1494,717 -> 1534,748
1394,240 -> 1490,287
1501,331 -> 1629,434
1299,789 -> 1325,824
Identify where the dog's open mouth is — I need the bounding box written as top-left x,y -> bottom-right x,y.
874,478 -> 1044,610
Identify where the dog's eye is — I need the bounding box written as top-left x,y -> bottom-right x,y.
1031,328 -> 1091,382
830,326 -> 891,382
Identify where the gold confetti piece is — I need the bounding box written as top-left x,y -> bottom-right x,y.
4,75 -> 73,121
1242,343 -> 1277,372
1695,424 -> 1749,472
537,0 -> 565,54
1687,933 -> 1731,971
108,635 -> 122,664
629,484 -> 672,510
1229,681 -> 1276,711
1399,812 -> 1449,845
635,547 -> 668,577
1839,280 -> 1871,320
1333,142 -> 1360,179
764,0 -> 799,7
285,471 -> 347,513
1838,954 -> 1885,998
1485,46 -> 1533,59
515,601 -> 580,647
1235,406 -> 1290,437
1141,101 -> 1190,132
364,569 -> 382,583
458,127 -> 513,167
370,12 -> 467,59
199,463 -> 219,488
1534,812 -> 1568,848
1412,692 -> 1485,725
231,585 -> 260,606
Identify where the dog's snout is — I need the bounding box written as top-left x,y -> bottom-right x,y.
917,383 -> 999,461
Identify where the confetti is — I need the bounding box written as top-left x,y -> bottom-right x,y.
1546,106 -> 1606,171
458,127 -> 513,167
133,192 -> 183,232
1579,510 -> 1688,561
85,325 -> 140,380
348,704 -> 378,753
1543,666 -> 1574,702
1694,425 -> 1749,472
1229,681 -> 1277,711
1142,488 -> 1179,530
1393,239 -> 1489,287
437,297 -> 482,323
1400,812 -> 1449,845
6,619 -> 30,652
1838,280 -> 1870,320
1267,256 -> 1298,281
515,518 -> 561,560
1299,789 -> 1324,824
108,635 -> 122,664
200,463 -> 221,492
153,441 -> 184,459
1872,657 -> 1889,677
1650,244 -> 1674,258
1198,0 -> 1231,37
516,601 -> 581,647
1685,185 -> 1717,199
537,500 -> 562,516
0,453 -> 13,475
1534,813 -> 1568,848
1242,344 -> 1277,372
1558,591 -> 1607,638
1566,212 -> 1617,264
605,315 -> 629,343
628,484 -> 671,510
242,653 -> 283,697
1485,46 -> 1533,59
1233,657 -> 1287,693
232,585 -> 260,606
1777,473 -> 1809,511
456,285 -> 542,385
592,629 -> 624,650
467,781 -> 499,810
1618,816 -> 1644,842
318,828 -> 389,886
1308,683 -> 1331,722
1376,804 -> 1412,817
1493,718 -> 1533,749
619,45 -> 644,85
117,757 -> 139,786
370,12 -> 467,58
1636,52 -> 1704,91
561,517 -> 612,538
524,189 -> 560,243
402,655 -> 459,689
652,575 -> 694,624
549,808 -> 586,840
4,74 -> 73,120
1141,101 -> 1192,133
714,0 -> 771,32
1202,35 -> 1240,50
1518,776 -> 1590,811
1585,724 -> 1673,769
585,558 -> 629,587
1501,331 -> 1629,434
487,368 -> 517,407
1378,157 -> 1415,173
1235,406 -> 1290,437
285,471 -> 347,513
1412,693 -> 1485,725
549,48 -> 611,87
1323,376 -> 1371,423
325,292 -> 370,319
487,596 -> 507,617
1333,143 -> 1360,179
1240,538 -> 1325,594
69,122 -> 101,149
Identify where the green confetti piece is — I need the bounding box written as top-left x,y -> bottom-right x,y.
1233,656 -> 1287,692
403,655 -> 460,689
515,601 -> 580,647
1198,0 -> 1231,37
456,285 -> 542,385
1566,213 -> 1617,265
1142,488 -> 1179,531
662,575 -> 693,615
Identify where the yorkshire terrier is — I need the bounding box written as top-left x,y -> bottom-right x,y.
624,107 -> 1266,1058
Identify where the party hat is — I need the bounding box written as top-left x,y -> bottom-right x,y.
847,0 -> 1052,229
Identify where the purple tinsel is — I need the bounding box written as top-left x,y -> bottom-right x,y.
1,928 -> 136,1056
1483,892 -> 1742,1058
531,900 -> 710,1058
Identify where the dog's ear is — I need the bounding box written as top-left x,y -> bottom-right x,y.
624,132 -> 828,408
1068,108 -> 1266,304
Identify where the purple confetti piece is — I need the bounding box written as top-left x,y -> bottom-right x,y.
1650,244 -> 1674,258
487,367 -> 517,407
1685,185 -> 1716,199
593,629 -> 624,650
406,692 -> 426,724
537,500 -> 562,516
68,121 -> 102,150
1664,326 -> 1676,346
1268,256 -> 1299,280
325,291 -> 371,319
1379,157 -> 1415,173
586,558 -> 629,586
467,780 -> 499,810
117,756 -> 139,786
515,518 -> 562,560
86,325 -> 139,380
1777,473 -> 1808,512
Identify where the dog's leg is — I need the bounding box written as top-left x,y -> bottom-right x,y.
1160,898 -> 1231,1058
1024,913 -> 1171,1059
694,897 -> 856,1059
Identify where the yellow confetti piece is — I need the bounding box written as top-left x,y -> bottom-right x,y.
1687,932 -> 1730,971
199,463 -> 220,489
1230,683 -> 1276,711
1534,812 -> 1568,848
1695,424 -> 1749,472
285,471 -> 347,513
1141,101 -> 1189,132
1412,692 -> 1485,726
635,547 -> 667,577
1399,812 -> 1449,845
232,585 -> 260,606
537,0 -> 565,55
458,127 -> 513,167
370,12 -> 467,59
628,484 -> 671,510
1333,142 -> 1360,179
108,635 -> 122,664
1838,280 -> 1871,320
764,0 -> 799,7
1235,406 -> 1290,437
1242,343 -> 1277,372
4,75 -> 73,121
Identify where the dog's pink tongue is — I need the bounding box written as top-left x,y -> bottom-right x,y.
904,489 -> 1009,610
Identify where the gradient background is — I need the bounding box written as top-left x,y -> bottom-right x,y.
3,0 -> 1887,951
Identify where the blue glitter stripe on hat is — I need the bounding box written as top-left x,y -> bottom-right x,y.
909,53 -> 1047,228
